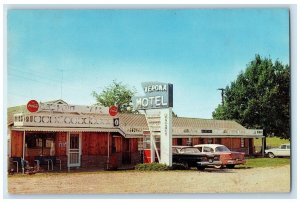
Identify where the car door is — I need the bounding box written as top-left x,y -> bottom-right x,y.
282,144 -> 290,156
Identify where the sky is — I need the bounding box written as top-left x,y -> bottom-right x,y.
6,8 -> 290,119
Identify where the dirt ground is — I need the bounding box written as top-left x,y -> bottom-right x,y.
7,165 -> 290,194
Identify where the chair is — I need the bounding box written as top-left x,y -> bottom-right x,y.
34,156 -> 61,171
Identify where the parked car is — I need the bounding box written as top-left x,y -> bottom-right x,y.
172,146 -> 222,170
194,144 -> 246,169
265,143 -> 290,158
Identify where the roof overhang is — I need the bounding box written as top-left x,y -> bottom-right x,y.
11,126 -> 126,137
172,134 -> 265,138
10,127 -> 264,138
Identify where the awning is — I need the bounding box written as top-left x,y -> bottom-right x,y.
11,127 -> 264,139
11,126 -> 126,137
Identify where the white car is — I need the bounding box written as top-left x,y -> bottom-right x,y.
265,143 -> 290,158
194,144 -> 245,169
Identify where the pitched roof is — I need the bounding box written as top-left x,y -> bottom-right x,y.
8,106 -> 246,133
117,113 -> 246,135
173,117 -> 245,130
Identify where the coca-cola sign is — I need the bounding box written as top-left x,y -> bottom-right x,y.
27,100 -> 39,112
109,105 -> 118,116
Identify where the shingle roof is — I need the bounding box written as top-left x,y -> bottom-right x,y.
117,113 -> 246,134
7,107 -> 245,133
173,117 -> 245,130
119,113 -> 147,128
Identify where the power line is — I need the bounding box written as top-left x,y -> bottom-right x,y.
8,72 -> 86,92
8,67 -> 61,83
8,73 -> 60,86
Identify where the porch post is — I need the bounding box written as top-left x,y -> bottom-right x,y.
22,131 -> 25,160
150,133 -> 155,163
22,131 -> 25,173
67,132 -> 70,172
261,136 -> 265,157
107,132 -> 110,169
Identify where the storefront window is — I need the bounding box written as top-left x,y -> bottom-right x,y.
25,133 -> 55,156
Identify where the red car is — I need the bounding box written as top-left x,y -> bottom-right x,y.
194,144 -> 246,168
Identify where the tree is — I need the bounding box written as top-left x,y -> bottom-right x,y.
212,55 -> 290,139
92,80 -> 137,113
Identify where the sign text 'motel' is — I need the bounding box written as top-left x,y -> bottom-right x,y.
133,82 -> 173,110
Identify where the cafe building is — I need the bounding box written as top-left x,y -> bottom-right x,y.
8,99 -> 264,172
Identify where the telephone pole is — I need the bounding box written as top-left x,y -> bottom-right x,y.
217,88 -> 225,106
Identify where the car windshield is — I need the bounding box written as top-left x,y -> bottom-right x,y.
215,146 -> 230,152
181,148 -> 200,153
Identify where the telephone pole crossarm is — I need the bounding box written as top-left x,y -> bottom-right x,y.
217,88 -> 225,106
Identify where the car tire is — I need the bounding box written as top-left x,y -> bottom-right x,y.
214,165 -> 224,169
197,166 -> 206,170
268,152 -> 275,158
181,161 -> 189,169
226,164 -> 235,169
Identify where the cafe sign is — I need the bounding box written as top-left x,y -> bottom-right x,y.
133,82 -> 173,110
36,101 -> 109,114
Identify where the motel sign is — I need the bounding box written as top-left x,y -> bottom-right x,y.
133,82 -> 173,110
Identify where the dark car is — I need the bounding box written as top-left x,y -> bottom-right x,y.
172,146 -> 222,170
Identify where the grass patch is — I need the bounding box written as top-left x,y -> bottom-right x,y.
237,158 -> 290,168
135,163 -> 170,171
254,136 -> 289,147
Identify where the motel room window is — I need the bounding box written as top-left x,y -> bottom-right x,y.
143,135 -> 151,149
214,138 -> 221,144
177,138 -> 183,146
241,138 -> 245,148
186,138 -> 192,146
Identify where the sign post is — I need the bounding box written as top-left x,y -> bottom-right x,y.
160,107 -> 172,166
133,82 -> 173,166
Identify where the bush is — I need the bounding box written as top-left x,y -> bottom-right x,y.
135,163 -> 170,171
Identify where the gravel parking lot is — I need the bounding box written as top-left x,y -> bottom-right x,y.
7,165 -> 290,194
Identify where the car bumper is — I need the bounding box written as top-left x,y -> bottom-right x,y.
197,160 -> 222,166
226,159 -> 246,165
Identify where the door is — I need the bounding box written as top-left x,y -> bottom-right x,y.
122,139 -> 131,164
68,133 -> 81,167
